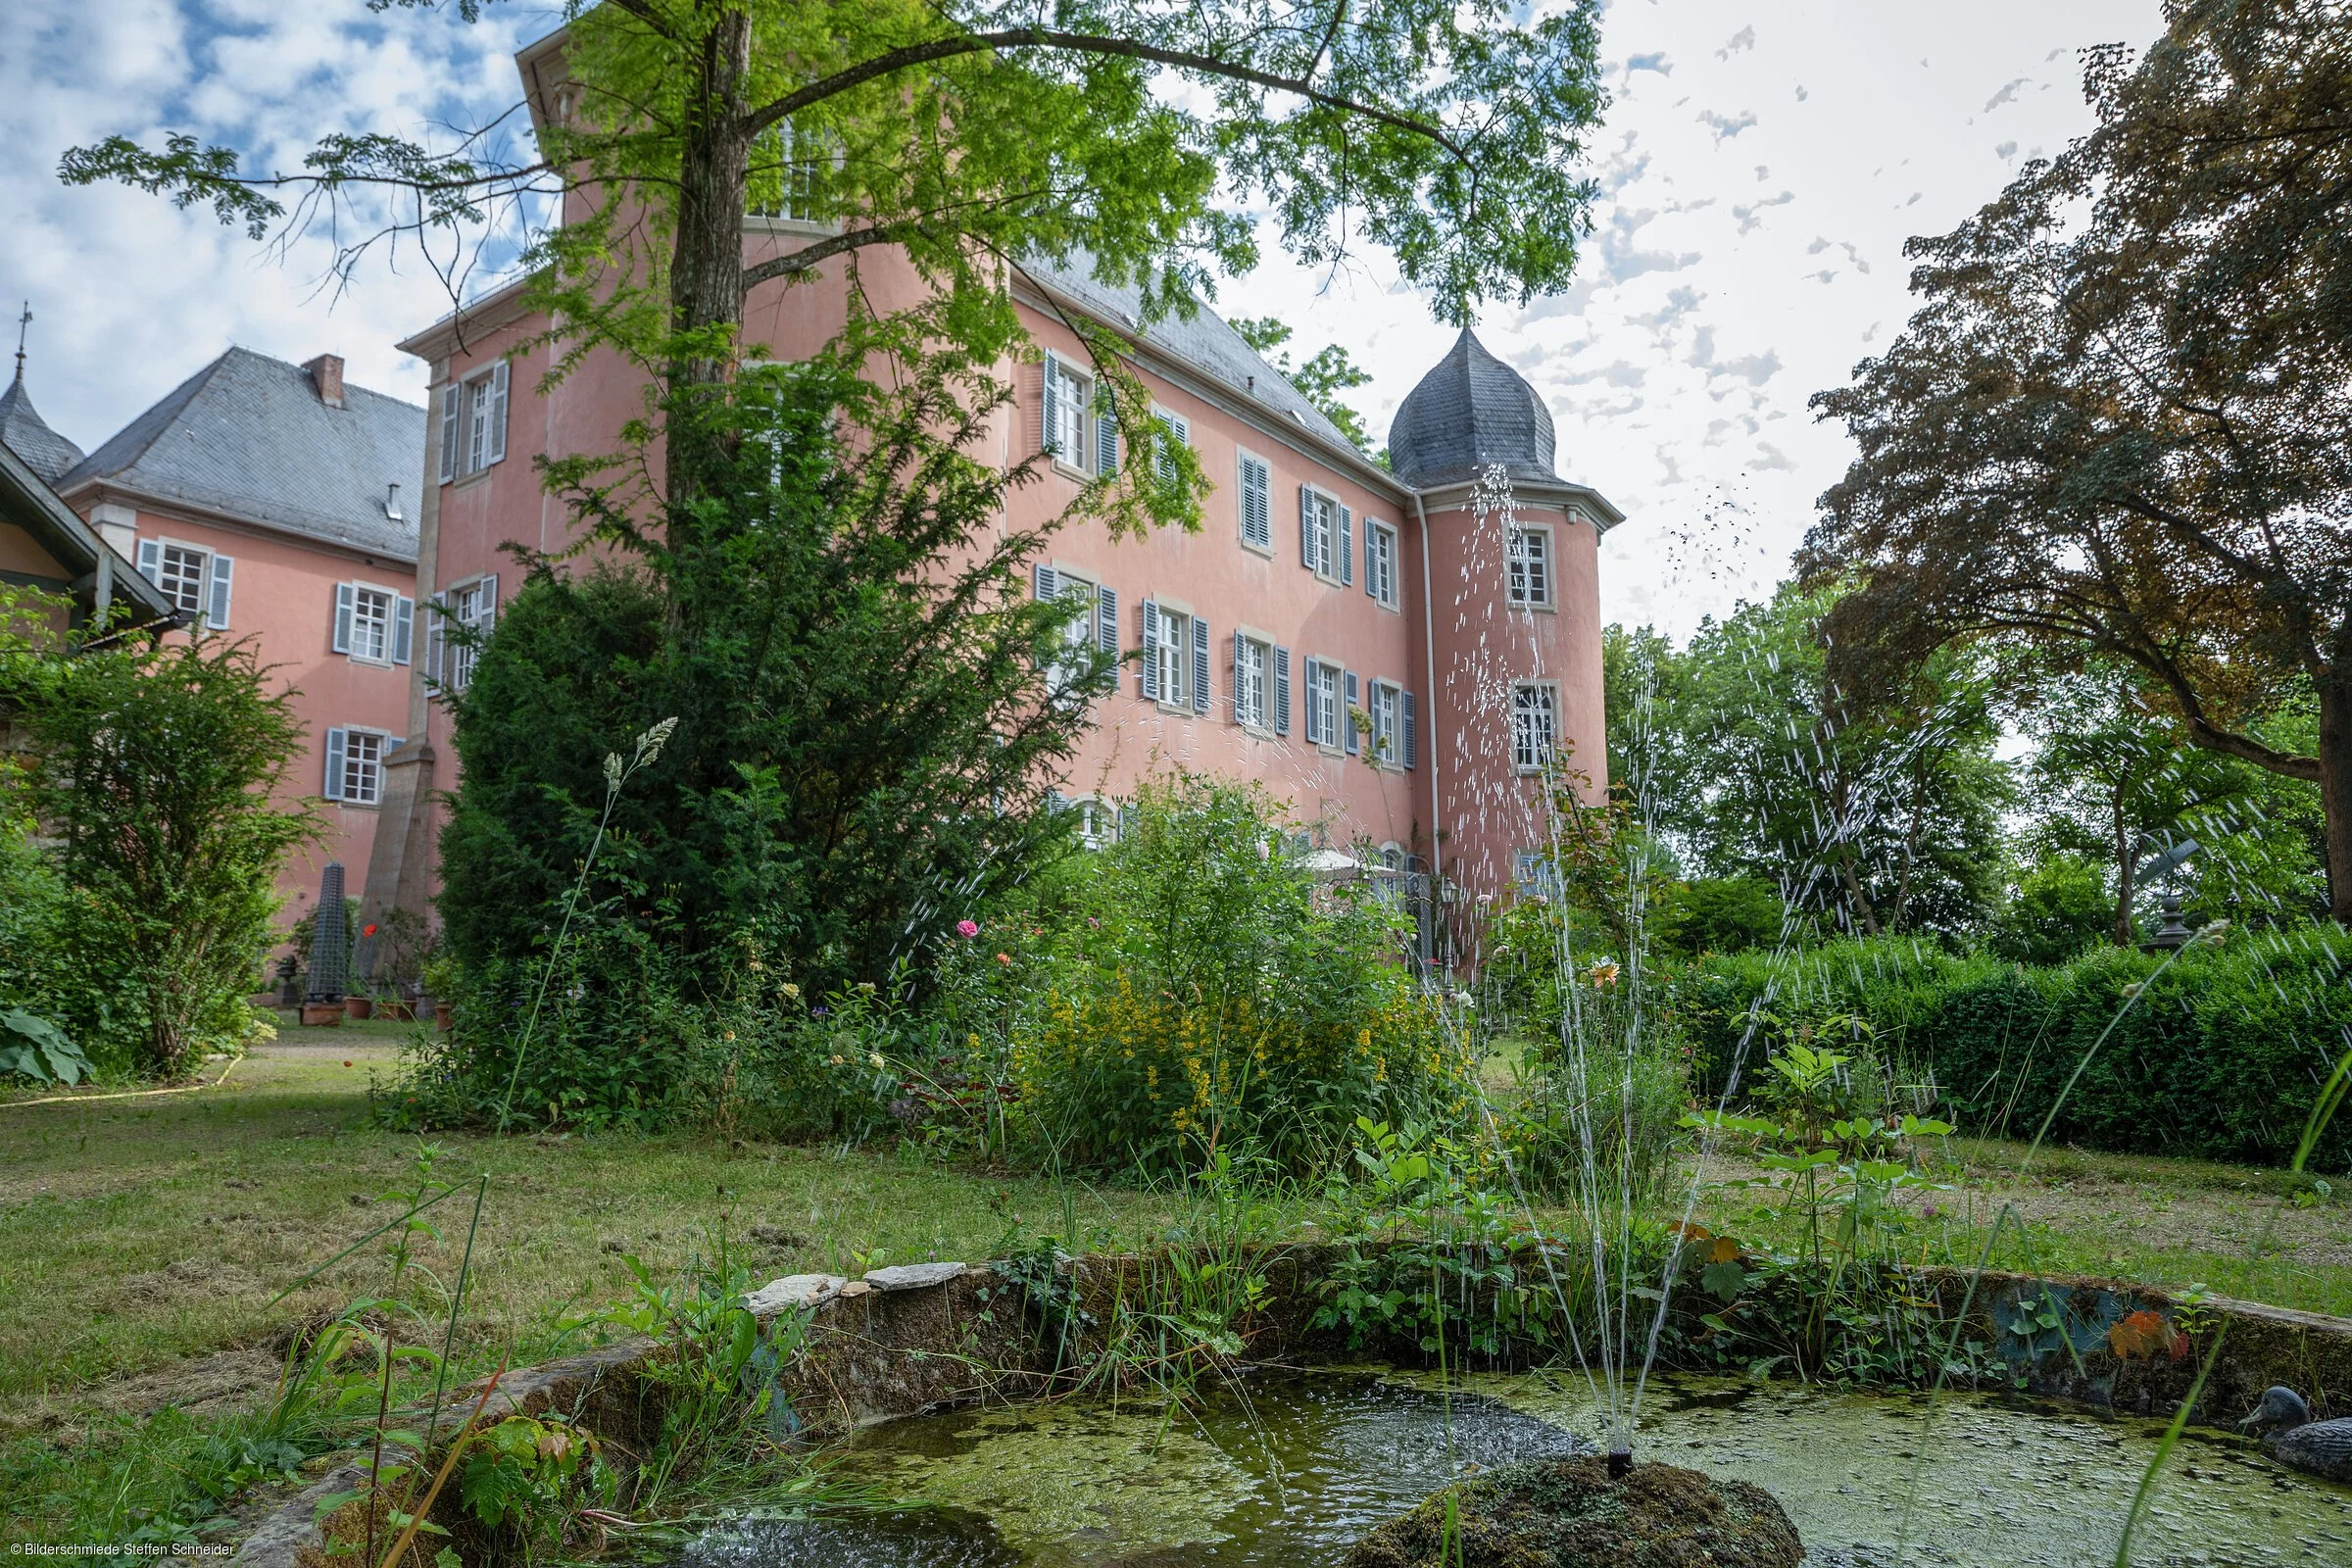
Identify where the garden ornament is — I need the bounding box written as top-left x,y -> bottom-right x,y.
2239,1387 -> 2352,1482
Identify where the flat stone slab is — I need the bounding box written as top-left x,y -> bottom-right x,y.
865,1262 -> 966,1292
745,1273 -> 847,1314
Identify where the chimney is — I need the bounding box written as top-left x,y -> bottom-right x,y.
305,354 -> 346,409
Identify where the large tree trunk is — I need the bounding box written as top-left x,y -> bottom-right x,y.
664,7 -> 755,510
2321,676 -> 2352,926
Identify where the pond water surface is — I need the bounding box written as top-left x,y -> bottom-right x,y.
682,1369 -> 2352,1566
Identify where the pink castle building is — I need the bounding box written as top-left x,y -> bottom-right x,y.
364,30 -> 1618,950
6,349 -> 425,909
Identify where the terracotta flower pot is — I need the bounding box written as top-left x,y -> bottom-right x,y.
345,996 -> 373,1020
301,1002 -> 345,1027
375,1001 -> 416,1022
434,1003 -> 454,1032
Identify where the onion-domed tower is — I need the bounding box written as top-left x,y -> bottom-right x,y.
1389,329 -> 1619,906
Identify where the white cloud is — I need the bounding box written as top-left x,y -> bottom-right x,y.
3,0 -> 2167,645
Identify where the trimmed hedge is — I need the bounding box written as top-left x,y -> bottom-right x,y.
1674,928 -> 2352,1172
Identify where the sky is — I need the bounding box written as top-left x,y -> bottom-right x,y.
1,0 -> 2160,638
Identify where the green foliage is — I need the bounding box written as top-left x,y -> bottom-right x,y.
1010,775 -> 1466,1178
421,355 -> 1108,1126
70,0 -> 1612,358
1990,854 -> 2110,965
1680,927 -> 2352,1170
0,1007 -> 89,1086
0,610 -> 314,1078
458,1414 -> 612,1542
1227,317 -> 1378,451
1655,876 -> 1787,957
1603,585 -> 2012,941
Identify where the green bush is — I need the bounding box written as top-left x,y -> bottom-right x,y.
1989,855 -> 2111,965
1656,875 -> 1787,957
1008,775 -> 1466,1178
1675,928 -> 2352,1170
0,596 -> 313,1078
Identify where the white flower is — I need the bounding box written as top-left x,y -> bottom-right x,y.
868,1053 -> 886,1071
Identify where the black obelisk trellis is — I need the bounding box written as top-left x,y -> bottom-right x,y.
308,862 -> 349,1003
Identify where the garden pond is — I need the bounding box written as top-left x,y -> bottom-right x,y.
681,1369 -> 2352,1566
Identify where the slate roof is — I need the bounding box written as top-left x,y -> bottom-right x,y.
0,374 -> 87,484
1021,257 -> 1367,464
1386,328 -> 1559,489
59,348 -> 424,561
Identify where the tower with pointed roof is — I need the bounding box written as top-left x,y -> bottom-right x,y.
0,306 -> 88,485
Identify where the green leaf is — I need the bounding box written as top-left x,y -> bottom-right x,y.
1700,1260 -> 1749,1302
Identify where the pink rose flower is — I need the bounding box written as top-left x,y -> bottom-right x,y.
956,919 -> 980,938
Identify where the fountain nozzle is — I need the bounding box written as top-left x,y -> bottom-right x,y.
1606,1446 -> 1632,1480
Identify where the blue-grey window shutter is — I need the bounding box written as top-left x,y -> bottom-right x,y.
1140,599 -> 1160,701
1040,352 -> 1059,457
1191,614 -> 1210,713
1096,585 -> 1117,654
323,728 -> 347,800
1301,658 -> 1321,744
332,582 -> 355,654
485,360 -> 511,466
1299,485 -> 1315,568
1033,562 -> 1058,602
1232,629 -> 1247,724
425,594 -> 447,687
135,538 -> 161,585
1366,527 -> 1378,597
437,384 -> 461,483
1344,670 -> 1360,753
1402,691 -> 1417,769
1098,398 -> 1119,476
393,596 -> 414,665
1339,508 -> 1353,586
480,573 -> 498,629
206,554 -> 234,629
1273,646 -> 1292,737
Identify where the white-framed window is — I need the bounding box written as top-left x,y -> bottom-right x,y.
322,726 -> 398,807
1298,485 -> 1352,584
747,117 -> 821,223
334,580 -> 415,666
1152,406 -> 1192,484
1364,520 -> 1399,608
1150,604 -> 1190,709
1514,850 -> 1563,897
1507,523 -> 1554,608
1034,563 -> 1110,692
1368,680 -> 1401,763
1232,632 -> 1272,730
1042,352 -> 1117,476
133,537 -> 234,629
1304,658 -> 1346,750
1511,681 -> 1558,772
1075,796 -> 1116,849
1237,450 -> 1272,552
438,361 -> 511,484
432,574 -> 498,695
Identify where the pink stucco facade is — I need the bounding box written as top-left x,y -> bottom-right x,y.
67,489 -> 417,910
370,26 -> 1617,944
392,271 -> 1614,933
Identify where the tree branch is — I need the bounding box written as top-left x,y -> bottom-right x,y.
742,27 -> 1465,163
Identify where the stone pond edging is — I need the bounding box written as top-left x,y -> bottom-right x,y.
229,1248 -> 2352,1567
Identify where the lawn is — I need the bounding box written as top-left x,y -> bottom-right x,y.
5,1020 -> 2349,1540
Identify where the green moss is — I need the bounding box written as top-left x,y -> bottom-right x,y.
1341,1456 -> 1802,1568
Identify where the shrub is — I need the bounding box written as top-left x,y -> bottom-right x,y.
1676,928 -> 2352,1170
0,609 -> 313,1078
1989,855 -> 2111,965
1008,776 -> 1468,1178
1656,875 -> 1787,957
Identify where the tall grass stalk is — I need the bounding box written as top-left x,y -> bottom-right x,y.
494,717 -> 676,1131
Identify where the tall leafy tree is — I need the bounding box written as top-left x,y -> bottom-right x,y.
1806,0 -> 2352,921
66,0 -> 1607,511
2013,661 -> 2328,937
1637,585 -> 2011,939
